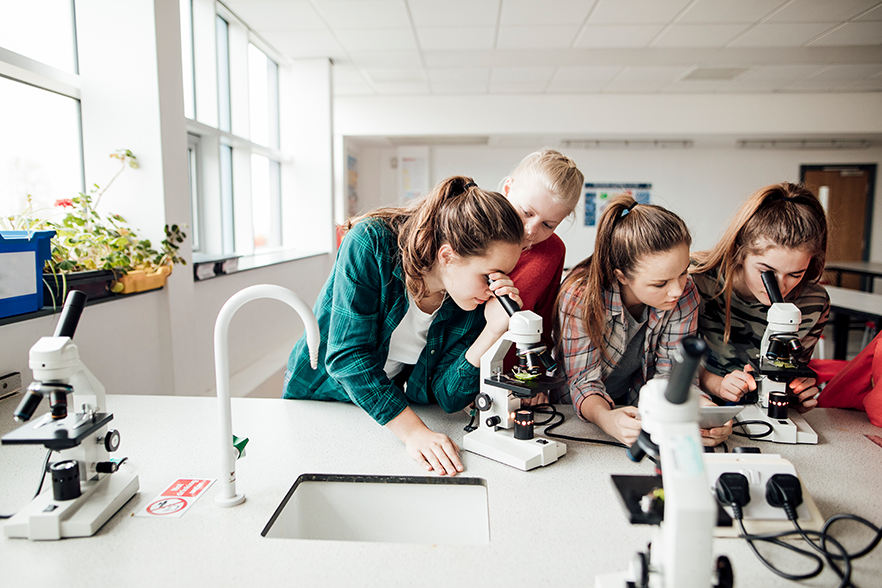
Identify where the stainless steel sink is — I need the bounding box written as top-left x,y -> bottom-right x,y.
262,474 -> 489,545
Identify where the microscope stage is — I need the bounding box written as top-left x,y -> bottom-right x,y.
2,412 -> 113,450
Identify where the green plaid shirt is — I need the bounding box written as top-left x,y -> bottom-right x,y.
284,219 -> 483,426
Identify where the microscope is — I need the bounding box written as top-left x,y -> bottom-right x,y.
2,291 -> 139,540
733,271 -> 818,444
596,337 -> 733,588
462,288 -> 566,470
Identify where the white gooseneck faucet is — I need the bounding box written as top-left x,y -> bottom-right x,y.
213,285 -> 320,507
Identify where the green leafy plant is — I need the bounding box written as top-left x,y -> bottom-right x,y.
2,150 -> 187,297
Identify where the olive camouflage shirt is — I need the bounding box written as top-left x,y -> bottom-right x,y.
692,267 -> 830,378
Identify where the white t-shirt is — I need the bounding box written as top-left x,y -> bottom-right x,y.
384,294 -> 441,380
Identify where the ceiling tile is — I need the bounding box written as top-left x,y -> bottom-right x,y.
427,68 -> 491,93
588,0 -> 695,24
551,65 -> 623,83
351,50 -> 423,68
573,24 -> 665,48
496,26 -> 581,49
366,68 -> 426,84
500,0 -> 597,26
726,65 -> 827,91
223,1 -> 327,31
416,27 -> 496,51
662,79 -> 733,92
766,0 -> 882,24
856,5 -> 882,21
371,81 -> 430,94
841,76 -> 882,91
488,81 -> 551,94
313,0 -> 411,29
333,64 -> 374,95
334,28 -> 418,51
677,0 -> 791,24
728,23 -> 837,47
407,0 -> 500,27
262,30 -> 347,59
652,23 -> 751,47
615,65 -> 693,82
490,66 -> 556,83
808,22 -> 882,46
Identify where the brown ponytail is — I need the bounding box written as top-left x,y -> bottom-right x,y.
690,182 -> 827,343
557,194 -> 691,357
345,176 -> 524,300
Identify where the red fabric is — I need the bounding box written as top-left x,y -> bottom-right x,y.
808,359 -> 848,384
817,332 -> 882,427
504,233 -> 566,371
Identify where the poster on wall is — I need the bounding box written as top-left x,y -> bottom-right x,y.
398,146 -> 430,202
583,183 -> 652,226
347,154 -> 359,217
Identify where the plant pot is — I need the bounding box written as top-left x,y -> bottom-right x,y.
114,265 -> 171,294
42,269 -> 117,308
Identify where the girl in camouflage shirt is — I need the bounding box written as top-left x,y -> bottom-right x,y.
691,183 -> 830,411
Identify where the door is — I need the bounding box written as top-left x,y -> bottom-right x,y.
801,165 -> 876,291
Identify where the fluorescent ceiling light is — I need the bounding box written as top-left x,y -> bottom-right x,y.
736,139 -> 875,150
561,139 -> 693,149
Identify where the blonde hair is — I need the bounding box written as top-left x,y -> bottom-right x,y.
508,148 -> 584,209
558,194 -> 691,358
691,182 -> 828,343
344,176 -> 524,300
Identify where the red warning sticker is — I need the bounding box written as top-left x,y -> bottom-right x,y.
136,478 -> 215,518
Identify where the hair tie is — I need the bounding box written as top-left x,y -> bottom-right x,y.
772,193 -> 810,205
464,182 -> 477,190
620,201 -> 638,218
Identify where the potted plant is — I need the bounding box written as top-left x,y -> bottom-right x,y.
2,150 -> 187,307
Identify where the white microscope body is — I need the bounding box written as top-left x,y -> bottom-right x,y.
734,272 -> 818,444
462,309 -> 566,471
596,338 -> 729,588
2,292 -> 139,540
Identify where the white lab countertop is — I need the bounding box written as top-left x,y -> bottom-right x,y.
2,394 -> 881,587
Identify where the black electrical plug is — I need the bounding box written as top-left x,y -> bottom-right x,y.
766,473 -> 803,520
715,472 -> 751,520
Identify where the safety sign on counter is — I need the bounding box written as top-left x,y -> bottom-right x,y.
135,478 -> 215,518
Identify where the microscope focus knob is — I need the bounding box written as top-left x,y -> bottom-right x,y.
102,429 -> 121,452
475,393 -> 492,411
485,416 -> 501,427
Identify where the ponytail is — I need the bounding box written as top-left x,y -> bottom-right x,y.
558,194 -> 691,357
346,176 -> 524,300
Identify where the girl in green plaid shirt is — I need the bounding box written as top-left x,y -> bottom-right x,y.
285,176 -> 524,476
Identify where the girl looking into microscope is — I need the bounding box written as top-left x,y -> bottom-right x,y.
557,194 -> 731,447
499,148 -> 584,403
284,176 -> 524,477
690,182 -> 830,411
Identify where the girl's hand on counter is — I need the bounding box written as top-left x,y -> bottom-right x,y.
597,405 -> 642,446
385,407 -> 464,476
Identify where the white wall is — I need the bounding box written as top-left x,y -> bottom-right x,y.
337,92 -> 882,269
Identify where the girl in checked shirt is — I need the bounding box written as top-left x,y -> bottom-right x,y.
557,194 -> 731,447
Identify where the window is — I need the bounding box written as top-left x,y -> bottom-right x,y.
180,0 -> 196,120
0,2 -> 82,225
185,2 -> 296,258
